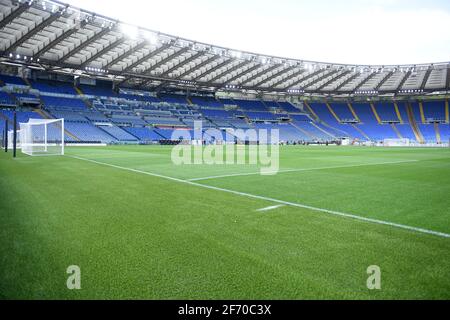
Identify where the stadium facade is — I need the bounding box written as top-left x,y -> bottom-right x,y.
0,0 -> 449,146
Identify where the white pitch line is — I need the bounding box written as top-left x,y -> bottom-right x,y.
68,155 -> 450,239
257,205 -> 286,212
187,160 -> 419,182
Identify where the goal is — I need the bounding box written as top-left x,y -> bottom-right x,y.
384,138 -> 410,147
8,129 -> 21,150
20,119 -> 65,156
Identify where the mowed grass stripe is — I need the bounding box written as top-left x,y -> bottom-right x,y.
69,155 -> 450,239
188,159 -> 419,181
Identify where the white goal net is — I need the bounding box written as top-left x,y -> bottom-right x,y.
7,129 -> 21,150
20,119 -> 65,156
384,138 -> 410,147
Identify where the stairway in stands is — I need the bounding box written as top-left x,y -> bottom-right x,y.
351,124 -> 370,140
34,108 -> 81,142
445,100 -> 449,123
394,102 -> 404,123
370,103 -> 382,124
347,102 -> 361,122
74,86 -> 95,109
391,124 -> 403,139
303,101 -> 319,121
290,122 -> 318,140
325,103 -> 341,122
406,103 -> 424,144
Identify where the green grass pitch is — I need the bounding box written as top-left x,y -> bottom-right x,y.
0,145 -> 449,299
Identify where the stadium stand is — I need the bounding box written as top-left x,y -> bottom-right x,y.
1,71 -> 449,145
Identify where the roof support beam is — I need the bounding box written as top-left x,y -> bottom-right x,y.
396,71 -> 412,92
135,47 -> 191,87
58,26 -> 115,63
34,22 -> 86,58
353,72 -> 377,92
420,67 -> 433,90
122,42 -> 172,73
446,66 -> 450,90
334,72 -> 360,91
221,63 -> 260,86
268,69 -> 306,90
5,8 -> 67,54
104,40 -> 148,69
158,51 -> 204,78
142,46 -> 190,75
193,58 -> 233,81
177,55 -> 221,79
240,64 -> 279,86
374,71 -> 394,91
303,69 -> 337,90
206,60 -> 252,84
151,52 -> 211,91
0,2 -> 31,30
80,37 -> 126,68
316,70 -> 352,91
252,66 -> 291,88
284,69 -> 327,90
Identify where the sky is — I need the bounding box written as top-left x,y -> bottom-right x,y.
62,0 -> 450,66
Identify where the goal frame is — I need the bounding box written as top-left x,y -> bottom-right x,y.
20,118 -> 65,156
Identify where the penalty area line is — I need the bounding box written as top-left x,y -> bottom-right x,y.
187,160 -> 420,182
68,155 -> 450,239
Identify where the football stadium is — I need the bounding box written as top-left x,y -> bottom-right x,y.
0,0 -> 449,302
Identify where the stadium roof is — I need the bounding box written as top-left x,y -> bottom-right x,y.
0,0 -> 449,97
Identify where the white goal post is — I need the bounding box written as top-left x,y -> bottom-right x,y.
384,138 -> 410,147
7,129 -> 21,150
20,118 -> 65,156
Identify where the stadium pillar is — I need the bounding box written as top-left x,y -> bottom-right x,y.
4,119 -> 8,153
13,111 -> 17,158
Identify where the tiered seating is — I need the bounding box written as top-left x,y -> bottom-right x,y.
65,122 -> 116,143
50,110 -> 89,122
375,103 -> 399,122
439,124 -> 449,141
352,103 -> 397,140
100,125 -> 138,141
330,103 -> 355,122
2,74 -> 449,144
0,92 -> 15,106
423,101 -> 446,122
0,75 -> 26,86
41,96 -> 87,110
279,102 -> 300,113
297,122 -> 334,140
395,125 -> 417,141
245,111 -> 277,121
191,96 -> 223,108
110,115 -> 146,126
1,110 -> 43,123
123,127 -> 164,141
310,103 -> 365,139
145,117 -> 183,126
253,123 -> 308,142
160,94 -> 188,104
31,80 -> 78,95
80,84 -> 116,97
290,114 -> 311,122
232,99 -> 267,111
154,128 -> 192,140
418,124 -> 437,142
